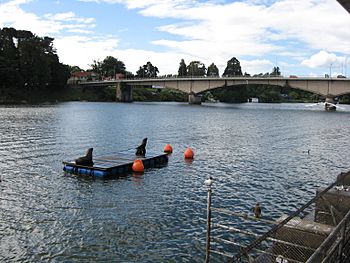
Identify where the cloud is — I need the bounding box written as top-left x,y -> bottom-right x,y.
77,0 -> 123,4
0,1 -> 96,36
54,36 -> 202,75
1,0 -> 350,76
44,12 -> 77,21
106,0 -> 350,75
301,51 -> 345,68
44,12 -> 95,24
266,0 -> 350,55
54,36 -> 120,67
77,0 -> 193,9
240,59 -> 273,75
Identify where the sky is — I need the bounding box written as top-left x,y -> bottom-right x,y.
0,0 -> 350,77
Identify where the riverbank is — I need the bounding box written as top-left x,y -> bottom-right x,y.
0,86 -> 188,104
1,85 -> 349,104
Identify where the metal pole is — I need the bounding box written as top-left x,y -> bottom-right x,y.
338,219 -> 347,261
205,177 -> 213,263
338,223 -> 345,261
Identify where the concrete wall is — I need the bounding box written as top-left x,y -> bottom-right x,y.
116,83 -> 133,102
272,216 -> 334,262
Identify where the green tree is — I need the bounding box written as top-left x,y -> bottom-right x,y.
187,61 -> 206,76
0,27 -> 70,98
223,57 -> 242,77
211,85 -> 248,103
0,27 -> 20,89
124,70 -> 134,79
101,56 -> 126,78
259,88 -> 281,103
90,60 -> 103,80
50,62 -> 70,90
178,59 -> 187,77
17,34 -> 54,89
69,65 -> 83,73
207,63 -> 219,77
271,66 -> 281,76
136,61 -> 159,78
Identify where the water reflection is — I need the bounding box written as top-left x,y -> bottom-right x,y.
132,172 -> 144,188
184,158 -> 194,165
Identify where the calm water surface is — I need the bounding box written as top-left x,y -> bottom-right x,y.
1,102 -> 350,262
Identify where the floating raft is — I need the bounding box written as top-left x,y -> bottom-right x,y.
63,150 -> 168,177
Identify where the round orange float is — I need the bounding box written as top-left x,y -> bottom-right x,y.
132,159 -> 144,172
164,144 -> 173,153
184,147 -> 194,159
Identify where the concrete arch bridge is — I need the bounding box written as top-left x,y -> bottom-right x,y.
81,77 -> 350,110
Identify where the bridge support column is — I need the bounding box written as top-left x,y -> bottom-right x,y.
325,96 -> 337,111
116,83 -> 133,102
188,92 -> 202,105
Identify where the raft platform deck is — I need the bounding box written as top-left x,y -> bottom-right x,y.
63,150 -> 168,177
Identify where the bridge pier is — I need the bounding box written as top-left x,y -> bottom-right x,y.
116,83 -> 133,102
325,96 -> 337,111
188,92 -> 202,104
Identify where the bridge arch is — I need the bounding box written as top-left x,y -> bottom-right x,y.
194,82 -> 324,97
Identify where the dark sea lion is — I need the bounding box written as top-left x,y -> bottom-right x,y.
75,148 -> 93,165
135,138 -> 147,156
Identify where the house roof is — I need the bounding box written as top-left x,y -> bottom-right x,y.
71,71 -> 96,78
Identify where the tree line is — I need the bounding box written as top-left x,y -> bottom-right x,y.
78,56 -> 281,80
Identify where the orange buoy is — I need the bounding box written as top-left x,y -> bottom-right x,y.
164,144 -> 173,153
132,159 -> 144,172
184,147 -> 194,159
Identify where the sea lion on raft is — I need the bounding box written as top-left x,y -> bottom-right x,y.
75,148 -> 93,165
135,138 -> 147,156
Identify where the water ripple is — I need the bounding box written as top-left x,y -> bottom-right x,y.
1,102 -> 350,262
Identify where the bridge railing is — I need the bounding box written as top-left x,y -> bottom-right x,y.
306,209 -> 350,263
204,171 -> 350,263
78,74 -> 347,84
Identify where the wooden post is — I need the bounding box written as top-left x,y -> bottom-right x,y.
205,178 -> 213,263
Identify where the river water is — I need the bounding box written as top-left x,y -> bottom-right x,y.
1,102 -> 350,262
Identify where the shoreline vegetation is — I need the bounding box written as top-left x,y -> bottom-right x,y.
0,86 -> 188,104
